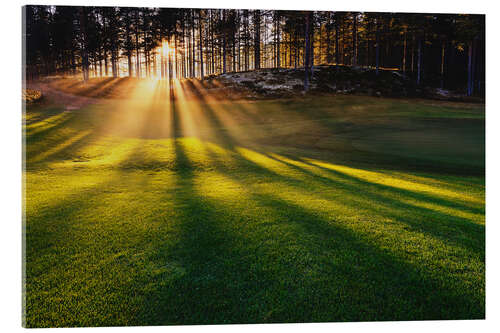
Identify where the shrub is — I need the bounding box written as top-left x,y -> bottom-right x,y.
23,89 -> 42,103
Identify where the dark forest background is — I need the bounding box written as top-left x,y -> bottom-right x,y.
23,6 -> 485,96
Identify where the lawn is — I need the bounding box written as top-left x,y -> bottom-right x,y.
23,79 -> 485,327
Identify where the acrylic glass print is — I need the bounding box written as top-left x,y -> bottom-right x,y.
22,4 -> 485,328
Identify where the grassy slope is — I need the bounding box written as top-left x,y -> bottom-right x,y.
23,82 -> 485,327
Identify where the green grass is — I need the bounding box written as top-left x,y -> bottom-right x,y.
23,85 -> 485,327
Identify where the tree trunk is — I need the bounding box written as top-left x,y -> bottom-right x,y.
310,16 -> 314,69
375,19 -> 380,75
417,37 -> 422,85
71,49 -> 76,76
293,31 -> 299,69
79,7 -> 89,82
104,50 -> 108,76
174,33 -> 179,78
198,10 -> 204,79
135,10 -> 141,78
181,23 -> 186,78
326,19 -> 331,64
471,36 -> 478,95
245,13 -> 249,71
128,52 -> 133,77
209,10 -> 214,75
352,13 -> 357,66
153,50 -> 157,78
411,34 -> 415,73
191,10 -> 196,78
144,25 -> 149,77
304,12 -> 311,92
232,24 -> 236,72
254,10 -> 261,70
223,10 -> 227,74
125,12 -> 133,77
111,49 -> 117,78
467,41 -> 472,96
335,16 -> 339,66
440,40 -> 445,88
402,29 -> 407,73
276,13 -> 281,68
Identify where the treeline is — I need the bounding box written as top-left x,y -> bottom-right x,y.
23,6 -> 485,96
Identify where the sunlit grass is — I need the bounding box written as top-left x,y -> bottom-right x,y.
23,80 -> 485,327
25,111 -> 72,133
306,159 -> 484,205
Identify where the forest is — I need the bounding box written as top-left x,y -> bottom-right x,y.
24,6 -> 484,96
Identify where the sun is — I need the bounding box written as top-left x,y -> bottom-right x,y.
161,40 -> 171,57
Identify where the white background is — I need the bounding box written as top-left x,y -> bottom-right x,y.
1,0 -> 498,332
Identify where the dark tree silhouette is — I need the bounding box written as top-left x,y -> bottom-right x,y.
23,6 -> 485,96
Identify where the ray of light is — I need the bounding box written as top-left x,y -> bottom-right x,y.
304,158 -> 484,205
29,130 -> 92,163
235,147 -> 305,179
268,152 -> 483,223
25,111 -> 73,136
172,79 -> 199,138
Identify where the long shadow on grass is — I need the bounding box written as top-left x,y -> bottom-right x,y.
25,110 -> 78,145
153,103 -> 484,259
182,80 -> 241,149
198,143 -> 484,321
293,154 -> 484,216
208,142 -> 484,261
241,191 -> 484,321
265,153 -> 485,257
174,86 -> 484,258
131,93 -> 484,324
214,146 -> 484,258
200,134 -> 483,259
77,77 -> 117,97
95,77 -> 137,99
25,103 -> 120,167
135,140 -> 483,323
78,83 -> 483,324
59,77 -> 135,100
272,150 -> 484,216
184,80 -> 485,177
135,92 -> 276,325
24,104 -> 70,126
26,127 -> 99,167
225,97 -> 484,176
139,80 -> 172,139
24,173 -> 128,327
25,174 -> 120,271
